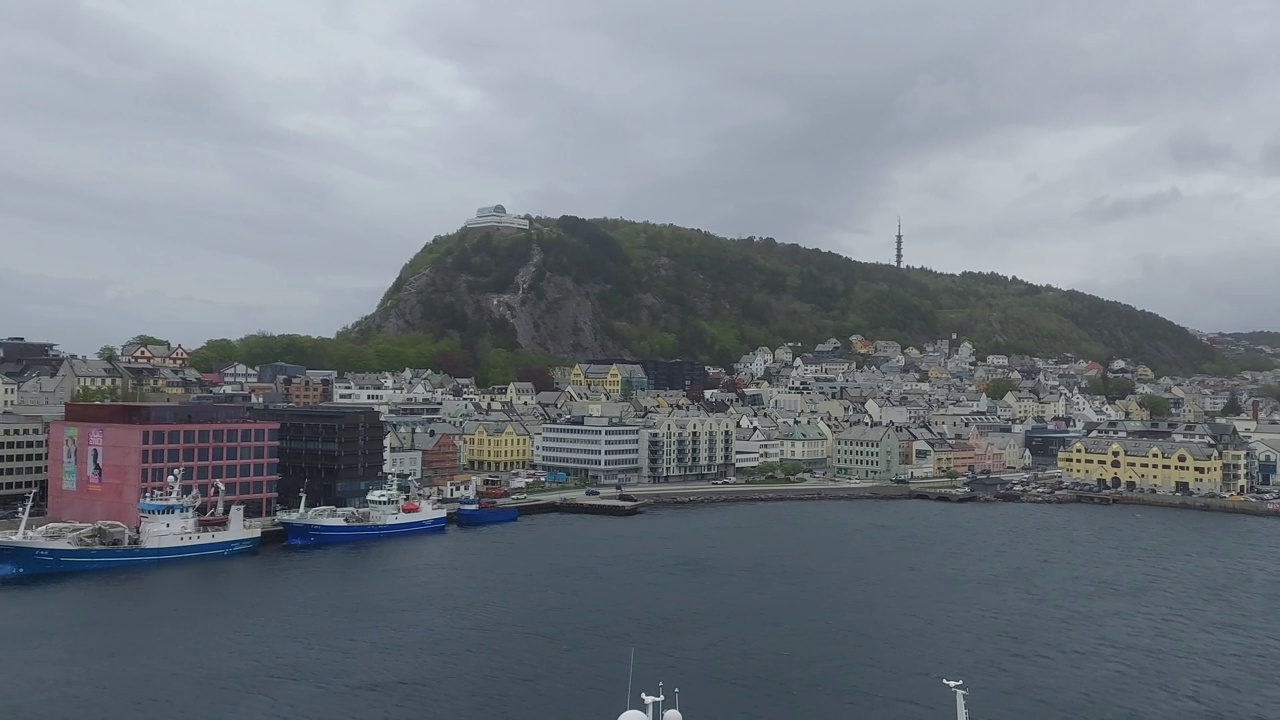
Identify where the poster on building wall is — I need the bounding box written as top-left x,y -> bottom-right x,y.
86,429 -> 104,491
62,427 -> 78,491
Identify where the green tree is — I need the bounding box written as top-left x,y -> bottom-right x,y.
73,386 -> 120,402
778,460 -> 804,476
1222,392 -> 1244,417
1137,393 -> 1171,418
944,469 -> 961,480
983,378 -> 1019,400
96,345 -> 118,361
128,334 -> 168,347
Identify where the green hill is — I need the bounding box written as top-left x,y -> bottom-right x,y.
348,215 -> 1222,375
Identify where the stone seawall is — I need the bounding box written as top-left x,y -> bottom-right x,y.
646,485 -> 911,505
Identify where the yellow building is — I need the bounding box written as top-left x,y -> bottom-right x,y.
568,363 -> 648,395
1058,439 -> 1222,493
462,421 -> 532,472
927,366 -> 951,380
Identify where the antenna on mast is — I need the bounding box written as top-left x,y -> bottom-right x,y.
627,648 -> 635,710
895,216 -> 904,269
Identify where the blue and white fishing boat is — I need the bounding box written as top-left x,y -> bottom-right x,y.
276,475 -> 446,546
0,471 -> 260,579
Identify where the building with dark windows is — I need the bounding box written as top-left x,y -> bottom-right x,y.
587,358 -> 706,392
46,402 -> 280,526
248,406 -> 384,508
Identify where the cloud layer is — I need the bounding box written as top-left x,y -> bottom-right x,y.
4,0 -> 1279,354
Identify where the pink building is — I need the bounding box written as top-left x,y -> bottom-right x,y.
48,403 -> 280,526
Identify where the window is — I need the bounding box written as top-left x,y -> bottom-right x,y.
240,463 -> 251,477
167,430 -> 180,444
239,482 -> 251,495
268,428 -> 278,442
252,481 -> 264,494
142,432 -> 150,446
240,429 -> 252,443
226,465 -> 238,478
266,480 -> 276,493
196,466 -> 209,480
253,463 -> 265,477
212,447 -> 224,461
253,446 -> 265,460
198,447 -> 209,462
140,469 -> 148,484
183,430 -> 195,444
198,429 -> 210,443
151,467 -> 166,482
267,463 -> 277,476
166,449 -> 179,464
212,429 -> 224,443
240,447 -> 252,460
211,465 -> 224,479
141,450 -> 150,465
152,430 -> 165,445
254,428 -> 265,442
182,448 -> 195,463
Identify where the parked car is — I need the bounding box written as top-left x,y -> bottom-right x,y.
585,489 -> 601,496
510,493 -> 528,501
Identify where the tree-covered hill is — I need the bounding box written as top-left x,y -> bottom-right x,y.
347,215 -> 1222,375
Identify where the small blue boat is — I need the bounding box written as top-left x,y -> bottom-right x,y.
0,472 -> 260,579
454,497 -> 519,527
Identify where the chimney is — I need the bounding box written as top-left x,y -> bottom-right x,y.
1253,398 -> 1261,422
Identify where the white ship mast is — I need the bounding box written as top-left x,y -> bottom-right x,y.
943,679 -> 969,720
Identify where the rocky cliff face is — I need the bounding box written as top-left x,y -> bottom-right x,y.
355,232 -> 623,359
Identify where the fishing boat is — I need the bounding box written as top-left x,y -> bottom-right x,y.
276,475 -> 446,546
0,471 -> 260,579
610,677 -> 974,719
454,496 -> 518,527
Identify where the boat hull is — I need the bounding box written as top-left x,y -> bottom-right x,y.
279,514 -> 446,546
0,537 -> 260,579
455,507 -> 519,526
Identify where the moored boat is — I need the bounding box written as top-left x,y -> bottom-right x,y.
0,471 -> 260,579
610,675 -> 974,718
276,475 -> 446,546
454,496 -> 518,527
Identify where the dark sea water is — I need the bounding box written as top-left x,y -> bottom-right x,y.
4,501 -> 1280,719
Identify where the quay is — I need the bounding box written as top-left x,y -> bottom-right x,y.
909,488 -> 981,502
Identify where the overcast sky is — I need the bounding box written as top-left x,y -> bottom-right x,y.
4,1 -> 1279,355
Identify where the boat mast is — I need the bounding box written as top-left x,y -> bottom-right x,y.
14,489 -> 36,539
943,679 -> 969,720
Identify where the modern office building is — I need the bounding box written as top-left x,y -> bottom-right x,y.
0,412 -> 48,501
248,406 -> 385,508
47,403 -> 280,525
535,416 -> 641,484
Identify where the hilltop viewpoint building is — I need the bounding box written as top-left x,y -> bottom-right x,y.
464,204 -> 529,232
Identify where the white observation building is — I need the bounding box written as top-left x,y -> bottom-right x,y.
465,204 -> 530,231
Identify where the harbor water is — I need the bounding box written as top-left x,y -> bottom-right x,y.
4,501 -> 1280,719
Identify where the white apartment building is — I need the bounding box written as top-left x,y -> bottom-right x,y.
216,362 -> 259,384
1,376 -> 15,411
734,427 -> 781,470
640,416 -> 735,483
464,204 -> 530,231
535,416 -> 641,484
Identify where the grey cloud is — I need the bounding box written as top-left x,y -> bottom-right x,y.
1167,129 -> 1237,171
3,0 -> 1280,353
1078,186 -> 1184,224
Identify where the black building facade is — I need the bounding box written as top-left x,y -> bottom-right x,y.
247,406 -> 384,508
